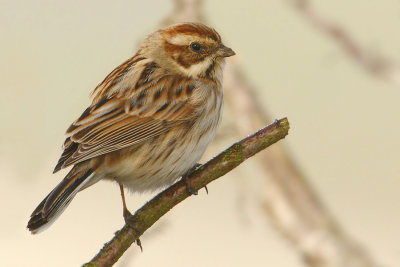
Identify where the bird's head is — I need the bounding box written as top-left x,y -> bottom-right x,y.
140,23 -> 235,79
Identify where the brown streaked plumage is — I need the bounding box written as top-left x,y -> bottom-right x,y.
28,23 -> 235,234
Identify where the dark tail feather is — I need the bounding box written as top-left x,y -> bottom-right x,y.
27,166 -> 94,234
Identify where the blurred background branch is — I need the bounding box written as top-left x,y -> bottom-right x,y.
286,0 -> 400,85
164,0 -> 382,266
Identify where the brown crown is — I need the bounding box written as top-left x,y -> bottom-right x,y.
162,23 -> 221,43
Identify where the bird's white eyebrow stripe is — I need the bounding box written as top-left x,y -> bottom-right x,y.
167,34 -> 216,46
167,34 -> 197,45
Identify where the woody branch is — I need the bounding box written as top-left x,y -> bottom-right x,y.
83,118 -> 290,267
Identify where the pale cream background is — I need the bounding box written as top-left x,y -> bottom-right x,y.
1,0 -> 399,266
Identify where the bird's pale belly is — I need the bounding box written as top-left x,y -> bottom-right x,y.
99,116 -> 220,192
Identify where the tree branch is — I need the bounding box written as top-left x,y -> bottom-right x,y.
83,118 -> 290,267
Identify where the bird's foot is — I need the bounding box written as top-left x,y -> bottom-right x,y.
123,210 -> 143,252
183,163 -> 208,195
184,176 -> 198,195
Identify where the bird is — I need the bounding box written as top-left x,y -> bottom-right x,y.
27,22 -> 235,235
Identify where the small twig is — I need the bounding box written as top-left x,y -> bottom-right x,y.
83,118 -> 290,267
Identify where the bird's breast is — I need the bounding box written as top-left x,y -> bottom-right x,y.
101,84 -> 223,193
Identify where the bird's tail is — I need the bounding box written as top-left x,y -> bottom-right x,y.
27,165 -> 95,234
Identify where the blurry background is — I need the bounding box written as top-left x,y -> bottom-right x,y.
1,0 -> 399,266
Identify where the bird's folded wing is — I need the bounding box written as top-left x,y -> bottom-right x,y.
54,82 -> 196,173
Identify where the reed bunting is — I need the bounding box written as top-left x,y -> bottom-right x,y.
28,23 -> 235,234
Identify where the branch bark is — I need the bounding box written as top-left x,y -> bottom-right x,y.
83,118 -> 290,267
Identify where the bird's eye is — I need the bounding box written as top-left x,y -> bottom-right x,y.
190,42 -> 201,52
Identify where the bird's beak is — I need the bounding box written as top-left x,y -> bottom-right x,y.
217,44 -> 235,57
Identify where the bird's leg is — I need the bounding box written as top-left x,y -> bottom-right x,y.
118,182 -> 143,252
182,163 -> 208,195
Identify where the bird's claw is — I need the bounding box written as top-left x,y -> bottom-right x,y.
183,163 -> 203,195
185,177 -> 198,195
124,213 -> 143,252
136,238 -> 143,252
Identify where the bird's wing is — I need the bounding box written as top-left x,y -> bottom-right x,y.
54,56 -> 197,172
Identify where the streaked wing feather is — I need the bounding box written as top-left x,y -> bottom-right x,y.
54,56 -> 197,172
62,117 -> 167,167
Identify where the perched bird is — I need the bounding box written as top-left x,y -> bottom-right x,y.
27,23 -> 235,234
